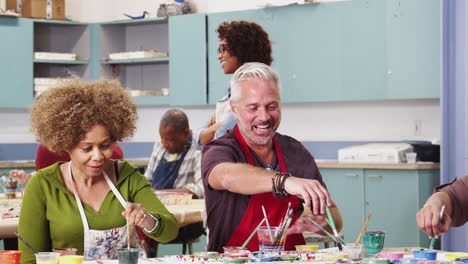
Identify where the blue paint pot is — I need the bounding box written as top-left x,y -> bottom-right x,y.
456,258 -> 468,263
250,252 -> 278,262
400,257 -> 426,264
413,250 -> 438,260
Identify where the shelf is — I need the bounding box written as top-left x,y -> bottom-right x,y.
100,17 -> 168,25
101,57 -> 169,64
34,59 -> 89,64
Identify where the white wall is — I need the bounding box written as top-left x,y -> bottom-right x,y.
0,99 -> 440,144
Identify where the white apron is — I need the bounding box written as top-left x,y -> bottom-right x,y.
68,162 -> 146,260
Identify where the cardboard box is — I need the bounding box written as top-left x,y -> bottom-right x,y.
7,0 -> 65,20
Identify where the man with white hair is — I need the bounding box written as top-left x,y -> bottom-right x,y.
201,62 -> 342,252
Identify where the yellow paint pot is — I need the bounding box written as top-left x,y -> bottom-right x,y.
322,252 -> 348,260
59,255 -> 83,264
295,244 -> 319,252
445,253 -> 468,262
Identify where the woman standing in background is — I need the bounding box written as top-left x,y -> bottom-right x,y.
194,20 -> 273,147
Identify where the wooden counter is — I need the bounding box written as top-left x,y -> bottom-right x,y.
0,159 -> 440,170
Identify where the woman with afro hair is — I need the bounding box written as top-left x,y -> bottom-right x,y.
195,20 -> 273,147
18,79 -> 178,263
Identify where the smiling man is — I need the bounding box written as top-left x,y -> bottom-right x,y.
201,62 -> 342,252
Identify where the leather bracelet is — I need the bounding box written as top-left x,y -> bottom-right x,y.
142,214 -> 159,233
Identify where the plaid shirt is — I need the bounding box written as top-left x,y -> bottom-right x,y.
144,137 -> 203,198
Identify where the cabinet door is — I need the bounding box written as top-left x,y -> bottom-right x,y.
0,18 -> 33,108
320,168 -> 365,243
365,169 -> 422,247
169,13 -> 207,105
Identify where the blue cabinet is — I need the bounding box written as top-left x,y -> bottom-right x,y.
321,167 -> 440,247
0,18 -> 33,108
207,0 -> 440,104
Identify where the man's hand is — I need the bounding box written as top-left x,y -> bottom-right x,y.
284,177 -> 331,215
416,204 -> 451,238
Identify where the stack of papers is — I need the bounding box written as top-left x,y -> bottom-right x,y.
109,50 -> 167,60
34,52 -> 77,61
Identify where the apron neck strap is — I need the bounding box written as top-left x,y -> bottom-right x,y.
68,161 -> 127,231
234,125 -> 287,173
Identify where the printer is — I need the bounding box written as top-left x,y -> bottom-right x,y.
338,143 -> 414,164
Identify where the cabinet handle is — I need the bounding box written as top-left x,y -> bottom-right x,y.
367,175 -> 382,178
344,173 -> 358,177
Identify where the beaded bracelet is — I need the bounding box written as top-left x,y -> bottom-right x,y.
271,172 -> 291,199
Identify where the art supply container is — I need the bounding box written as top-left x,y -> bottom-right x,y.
363,231 -> 386,254
250,251 -> 278,262
117,248 -> 139,264
406,152 -> 417,164
35,252 -> 61,264
223,257 -> 249,263
378,251 -> 404,261
53,248 -> 78,256
223,247 -> 250,258
362,257 -> 391,264
2,177 -> 18,199
344,244 -> 364,260
277,251 -> 298,261
413,250 -> 437,260
58,255 -> 83,264
257,226 -> 285,251
446,253 -> 468,262
295,244 -> 319,252
0,250 -> 22,264
400,257 -> 426,264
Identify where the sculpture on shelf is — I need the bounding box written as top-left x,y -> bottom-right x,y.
123,11 -> 149,20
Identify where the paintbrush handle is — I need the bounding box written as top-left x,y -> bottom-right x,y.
241,219 -> 266,249
261,206 -> 274,240
14,232 -> 38,254
355,212 -> 373,245
307,217 -> 337,243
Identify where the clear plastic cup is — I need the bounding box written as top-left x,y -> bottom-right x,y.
257,226 -> 285,252
343,244 -> 363,260
35,252 -> 60,264
0,250 -> 22,264
117,248 -> 139,264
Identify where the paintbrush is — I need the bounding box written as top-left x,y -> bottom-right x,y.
429,205 -> 445,250
325,205 -> 343,250
276,217 -> 293,251
261,205 -> 274,240
275,209 -> 293,241
14,232 -> 38,254
127,219 -> 131,250
306,217 -> 338,243
241,218 -> 266,249
355,212 -> 373,245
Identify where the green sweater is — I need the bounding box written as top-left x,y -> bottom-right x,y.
19,160 -> 178,264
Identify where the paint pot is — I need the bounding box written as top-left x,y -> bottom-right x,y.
446,254 -> 468,262
58,255 -> 83,264
322,252 -> 348,260
295,244 -> 319,252
35,252 -> 61,264
193,251 -> 219,259
277,251 -> 298,261
52,248 -> 78,256
413,250 -> 437,260
0,250 -> 22,264
250,251 -> 278,262
378,251 -> 404,261
363,231 -> 386,254
456,259 -> 468,263
222,247 -> 249,258
117,248 -> 139,264
362,257 -> 391,264
343,244 -> 363,260
399,257 -> 426,264
223,257 -> 249,263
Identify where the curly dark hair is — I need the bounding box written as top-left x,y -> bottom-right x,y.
30,78 -> 137,152
217,20 -> 273,66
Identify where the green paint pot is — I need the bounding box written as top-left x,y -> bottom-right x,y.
117,248 -> 139,264
363,231 -> 386,254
